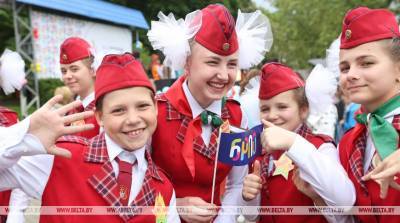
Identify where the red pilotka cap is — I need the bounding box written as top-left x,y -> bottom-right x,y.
60,37 -> 92,64
259,62 -> 304,100
95,53 -> 155,103
194,4 -> 238,55
340,7 -> 399,49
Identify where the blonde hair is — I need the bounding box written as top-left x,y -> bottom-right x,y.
54,86 -> 74,105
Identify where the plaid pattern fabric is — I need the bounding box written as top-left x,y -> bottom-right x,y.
349,128 -> 368,192
349,114 -> 400,193
156,94 -> 183,121
67,100 -> 96,115
260,124 -> 313,186
297,124 -> 314,139
56,134 -> 89,146
0,106 -> 14,126
84,133 -> 163,221
131,150 -> 162,207
260,151 -> 284,190
162,93 -> 232,160
392,114 -> 400,130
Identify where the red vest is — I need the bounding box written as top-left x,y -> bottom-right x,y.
339,122 -> 400,223
40,134 -> 174,223
152,77 -> 243,206
0,106 -> 18,223
67,100 -> 100,139
258,130 -> 333,223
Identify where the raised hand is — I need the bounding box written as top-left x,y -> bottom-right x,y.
261,119 -> 297,153
242,160 -> 262,201
28,95 -> 94,158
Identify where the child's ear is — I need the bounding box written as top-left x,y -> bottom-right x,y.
90,67 -> 96,78
184,55 -> 192,77
95,110 -> 104,127
300,105 -> 309,121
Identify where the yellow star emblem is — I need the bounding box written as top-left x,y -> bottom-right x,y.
272,153 -> 294,180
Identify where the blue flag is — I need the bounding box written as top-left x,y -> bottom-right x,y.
218,124 -> 263,166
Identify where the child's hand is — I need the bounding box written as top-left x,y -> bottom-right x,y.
292,168 -> 320,200
176,196 -> 217,223
362,150 -> 400,198
261,119 -> 297,153
29,95 -> 94,158
242,160 -> 262,201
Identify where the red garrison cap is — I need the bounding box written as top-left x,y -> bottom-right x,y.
259,62 -> 304,100
95,53 -> 154,103
194,4 -> 238,55
340,7 -> 399,49
60,37 -> 92,64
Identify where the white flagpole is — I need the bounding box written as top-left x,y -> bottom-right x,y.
211,127 -> 223,205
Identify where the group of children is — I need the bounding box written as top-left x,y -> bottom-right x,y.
1,3 -> 400,223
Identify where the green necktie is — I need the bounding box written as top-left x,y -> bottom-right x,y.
199,97 -> 226,128
355,95 -> 400,160
201,110 -> 223,127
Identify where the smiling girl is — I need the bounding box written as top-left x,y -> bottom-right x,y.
148,3 -> 272,222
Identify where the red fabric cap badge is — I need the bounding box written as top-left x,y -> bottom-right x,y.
259,62 -> 304,100
195,4 -> 238,55
95,53 -> 154,103
340,7 -> 399,49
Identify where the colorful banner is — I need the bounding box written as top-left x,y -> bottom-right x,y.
218,124 -> 263,166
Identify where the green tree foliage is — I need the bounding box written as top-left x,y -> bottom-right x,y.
264,0 -> 393,69
0,6 -> 15,53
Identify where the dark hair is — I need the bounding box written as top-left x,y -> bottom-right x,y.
239,69 -> 260,95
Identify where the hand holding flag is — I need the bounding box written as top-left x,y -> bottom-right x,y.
261,119 -> 297,154
176,197 -> 217,223
242,160 -> 262,201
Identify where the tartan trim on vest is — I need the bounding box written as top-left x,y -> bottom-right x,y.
56,134 -> 89,146
350,114 -> 400,193
0,106 -> 15,126
85,133 -> 163,180
349,129 -> 368,192
156,93 -> 183,120
261,124 -> 314,185
85,133 -> 163,221
84,132 -> 109,163
159,93 -> 233,160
